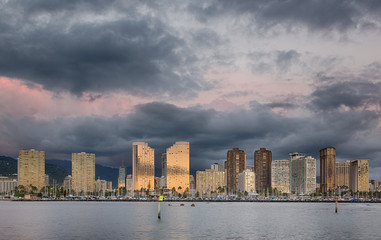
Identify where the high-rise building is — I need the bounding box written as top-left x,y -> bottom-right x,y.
271,160 -> 290,193
290,153 -> 316,195
226,148 -> 246,193
196,169 -> 226,195
349,160 -> 369,192
118,166 -> 126,188
335,161 -> 350,188
72,152 -> 95,194
18,149 -> 45,191
238,169 -> 255,193
132,142 -> 154,190
320,147 -> 336,193
166,142 -> 190,193
211,163 -> 224,172
254,148 -> 272,191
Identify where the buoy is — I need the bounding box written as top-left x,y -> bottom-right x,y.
158,195 -> 163,219
191,203 -> 195,207
180,203 -> 185,206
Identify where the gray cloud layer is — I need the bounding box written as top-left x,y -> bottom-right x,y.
1,0 -> 380,97
0,0 -> 206,97
189,0 -> 381,33
1,80 -> 380,179
0,1 -> 380,180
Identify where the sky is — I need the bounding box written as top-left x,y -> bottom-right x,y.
0,0 -> 380,180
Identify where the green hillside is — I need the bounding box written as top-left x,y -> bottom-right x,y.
0,156 -> 17,175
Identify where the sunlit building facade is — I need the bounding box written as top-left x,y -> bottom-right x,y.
166,142 -> 190,193
18,149 -> 45,190
349,160 -> 369,192
320,147 -> 336,193
72,152 -> 95,194
133,142 -> 155,190
196,169 -> 226,195
271,160 -> 290,193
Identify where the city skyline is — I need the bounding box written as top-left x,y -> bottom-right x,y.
0,1 -> 380,181
3,144 -> 379,181
2,146 -> 376,196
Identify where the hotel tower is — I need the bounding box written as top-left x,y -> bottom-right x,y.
254,148 -> 272,191
132,142 -> 155,190
226,148 -> 246,194
166,142 -> 190,194
72,152 -> 95,194
18,149 -> 45,190
320,147 -> 336,193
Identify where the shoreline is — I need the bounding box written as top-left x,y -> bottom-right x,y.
3,199 -> 380,203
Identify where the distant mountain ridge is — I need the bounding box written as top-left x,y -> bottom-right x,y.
47,159 -> 163,187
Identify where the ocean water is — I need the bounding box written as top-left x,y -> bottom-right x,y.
0,201 -> 380,240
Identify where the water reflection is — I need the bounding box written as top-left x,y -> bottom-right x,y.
0,202 -> 380,239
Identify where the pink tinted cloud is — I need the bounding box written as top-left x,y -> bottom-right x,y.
0,78 -> 135,118
189,69 -> 311,111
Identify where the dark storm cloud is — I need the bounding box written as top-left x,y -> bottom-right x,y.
310,81 -> 381,111
0,1 -> 206,97
2,98 -> 381,174
189,0 -> 381,33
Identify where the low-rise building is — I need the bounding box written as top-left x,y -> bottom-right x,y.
95,178 -> 112,196
238,169 -> 255,193
369,180 -> 379,192
126,175 -> 133,195
63,175 -> 72,193
196,169 -> 225,195
0,177 -> 18,195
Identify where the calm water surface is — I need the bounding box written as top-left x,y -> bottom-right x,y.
0,201 -> 380,239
